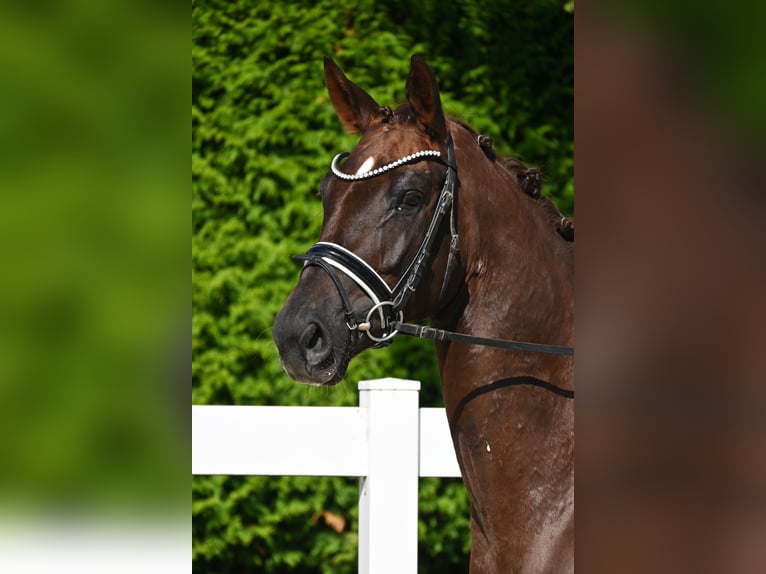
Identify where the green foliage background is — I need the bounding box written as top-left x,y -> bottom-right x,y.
192,0 -> 572,571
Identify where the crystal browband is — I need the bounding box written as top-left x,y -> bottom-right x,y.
330,150 -> 442,181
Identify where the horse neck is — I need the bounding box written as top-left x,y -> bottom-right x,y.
434,130 -> 574,390
430,128 -> 574,570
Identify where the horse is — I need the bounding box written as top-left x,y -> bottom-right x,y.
273,56 -> 574,573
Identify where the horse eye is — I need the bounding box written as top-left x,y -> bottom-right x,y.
399,190 -> 423,210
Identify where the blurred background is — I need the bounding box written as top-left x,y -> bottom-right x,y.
0,0 -> 188,571
192,1 -> 572,572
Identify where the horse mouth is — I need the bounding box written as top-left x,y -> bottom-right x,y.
279,350 -> 349,387
311,353 -> 348,386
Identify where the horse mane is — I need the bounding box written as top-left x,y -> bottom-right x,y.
449,116 -> 574,242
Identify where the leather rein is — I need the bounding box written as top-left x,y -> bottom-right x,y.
294,134 -> 574,357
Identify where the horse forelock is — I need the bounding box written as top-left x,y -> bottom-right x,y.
334,112 -> 439,176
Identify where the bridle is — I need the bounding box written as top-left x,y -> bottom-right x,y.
294,133 -> 574,357
295,134 -> 458,344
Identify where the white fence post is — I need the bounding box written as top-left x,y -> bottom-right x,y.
357,378 -> 421,574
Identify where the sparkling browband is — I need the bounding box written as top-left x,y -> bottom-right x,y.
330,150 -> 442,181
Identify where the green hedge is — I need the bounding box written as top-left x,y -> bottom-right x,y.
192,0 -> 572,571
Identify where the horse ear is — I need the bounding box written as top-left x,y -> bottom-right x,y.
406,55 -> 448,143
324,56 -> 381,135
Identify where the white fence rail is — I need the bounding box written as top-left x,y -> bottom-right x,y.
192,378 -> 461,573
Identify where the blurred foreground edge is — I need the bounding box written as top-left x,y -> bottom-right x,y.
576,3 -> 766,573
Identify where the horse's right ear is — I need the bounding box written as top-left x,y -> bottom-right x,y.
324,56 -> 381,135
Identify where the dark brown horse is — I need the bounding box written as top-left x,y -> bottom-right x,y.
273,56 -> 574,573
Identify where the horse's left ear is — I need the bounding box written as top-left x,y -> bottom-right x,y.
406,55 -> 448,143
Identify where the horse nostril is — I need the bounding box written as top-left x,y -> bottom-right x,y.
302,322 -> 323,350
300,322 -> 332,367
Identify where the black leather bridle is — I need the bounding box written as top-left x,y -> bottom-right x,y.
294,134 -> 458,346
294,133 -> 574,357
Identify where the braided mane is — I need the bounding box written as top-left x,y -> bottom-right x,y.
450,117 -> 574,242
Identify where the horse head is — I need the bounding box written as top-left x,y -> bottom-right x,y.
273,56 -> 459,385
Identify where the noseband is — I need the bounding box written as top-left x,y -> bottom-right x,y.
294,134 -> 459,346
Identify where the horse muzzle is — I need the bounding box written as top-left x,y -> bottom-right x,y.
273,315 -> 345,386
272,275 -> 358,386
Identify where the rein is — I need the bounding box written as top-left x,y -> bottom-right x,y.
294,133 -> 574,356
392,321 -> 574,356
